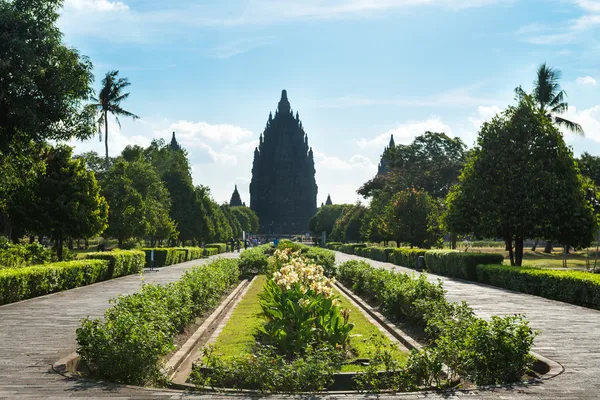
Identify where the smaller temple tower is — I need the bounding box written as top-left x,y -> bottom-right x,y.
170,132 -> 182,151
229,185 -> 243,207
377,134 -> 395,175
325,194 -> 333,206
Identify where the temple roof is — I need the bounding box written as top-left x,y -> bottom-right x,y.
229,185 -> 243,207
170,131 -> 181,151
325,194 -> 333,206
278,89 -> 291,114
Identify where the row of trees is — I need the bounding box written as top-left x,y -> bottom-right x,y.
0,0 -> 258,259
313,64 -> 600,266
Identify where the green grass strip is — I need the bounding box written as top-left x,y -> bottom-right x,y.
211,275 -> 407,371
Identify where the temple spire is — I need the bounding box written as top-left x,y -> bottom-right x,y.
389,134 -> 395,149
278,89 -> 290,114
170,131 -> 181,151
325,194 -> 333,206
229,185 -> 243,207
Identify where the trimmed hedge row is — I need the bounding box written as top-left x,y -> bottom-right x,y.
239,244 -> 272,277
389,248 -> 427,269
76,258 -> 240,385
84,250 -> 145,278
425,250 -> 504,281
141,244 -> 228,268
476,264 -> 600,309
0,260 -> 109,305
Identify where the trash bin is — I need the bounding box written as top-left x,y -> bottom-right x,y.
417,256 -> 425,271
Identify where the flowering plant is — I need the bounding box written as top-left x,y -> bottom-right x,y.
258,249 -> 353,358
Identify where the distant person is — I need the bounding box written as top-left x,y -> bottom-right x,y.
244,240 -> 248,250
274,238 -> 279,248
230,238 -> 235,252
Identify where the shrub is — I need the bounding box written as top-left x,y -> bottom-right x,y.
0,242 -> 54,269
84,250 -> 145,278
339,243 -> 367,255
360,246 -> 393,262
303,246 -> 336,277
476,264 -> 600,309
206,243 -> 228,254
142,247 -> 207,268
425,250 -> 504,280
239,247 -> 269,277
325,242 -> 342,249
337,260 -> 536,386
388,248 -> 427,269
76,258 -> 240,385
0,260 -> 109,305
203,248 -> 219,257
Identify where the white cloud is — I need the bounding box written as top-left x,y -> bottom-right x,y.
576,76 -> 598,85
314,152 -> 377,171
208,37 -> 275,59
167,120 -> 253,145
65,0 -> 129,12
468,105 -> 502,128
560,105 -> 600,142
353,117 -> 453,149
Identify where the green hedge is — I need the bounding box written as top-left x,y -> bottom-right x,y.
203,248 -> 219,257
0,260 -> 109,305
425,250 -> 504,281
388,248 -> 427,268
337,260 -> 536,386
77,258 -> 240,385
239,245 -> 271,277
325,242 -> 342,249
339,243 -> 368,255
206,243 -> 228,253
141,246 -> 223,268
476,264 -> 600,309
84,250 -> 145,278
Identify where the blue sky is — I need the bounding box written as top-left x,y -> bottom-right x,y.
61,0 -> 600,205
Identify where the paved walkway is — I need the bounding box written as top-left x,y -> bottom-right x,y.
1,251 -> 599,399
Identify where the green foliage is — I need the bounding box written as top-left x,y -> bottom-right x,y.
338,260 -> 536,387
330,204 -> 367,242
205,243 -> 228,253
476,264 -> 600,309
192,344 -> 344,393
388,248 -> 427,269
385,189 -> 441,249
0,0 -> 95,153
0,260 -> 109,305
0,242 -> 53,268
141,246 -> 212,268
578,152 -> 600,187
76,258 -> 240,385
446,95 -> 596,265
239,246 -> 270,277
84,250 -> 145,278
424,250 -> 504,280
339,243 -> 368,255
309,205 -> 350,237
231,206 -> 260,233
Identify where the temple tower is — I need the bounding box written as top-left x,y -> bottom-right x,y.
377,134 -> 395,175
250,90 -> 318,233
229,185 -> 243,207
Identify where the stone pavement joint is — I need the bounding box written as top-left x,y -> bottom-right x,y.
1,251 -> 599,399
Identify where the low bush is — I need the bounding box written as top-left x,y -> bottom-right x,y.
389,248 -> 427,269
339,243 -> 368,255
476,264 -> 600,309
141,247 -> 212,268
84,250 -> 145,278
325,242 -> 342,249
239,246 -> 269,277
425,250 -> 504,281
358,246 -> 393,262
76,258 -> 240,385
206,243 -> 228,254
0,241 -> 54,269
337,260 -> 536,386
0,260 -> 109,305
203,248 -> 219,257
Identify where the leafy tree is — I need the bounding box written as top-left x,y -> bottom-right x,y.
232,206 -> 260,233
0,0 -> 95,154
359,132 -> 466,199
578,153 -> 600,187
309,205 -> 349,239
360,196 -> 390,244
74,151 -> 109,182
15,145 -> 108,260
221,204 -> 242,239
446,95 -> 596,266
385,189 -> 439,248
330,204 -> 367,243
89,70 -> 139,170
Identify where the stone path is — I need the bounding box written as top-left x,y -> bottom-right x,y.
1,251 -> 599,399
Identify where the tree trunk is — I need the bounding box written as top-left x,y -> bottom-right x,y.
84,238 -> 89,249
104,111 -> 109,170
56,238 -> 63,261
29,235 -> 35,244
506,236 -> 515,266
118,237 -> 123,248
68,238 -> 74,250
515,237 -> 524,266
544,241 -> 553,254
505,238 -> 511,251
531,239 -> 538,251
451,233 -> 457,250
1,212 -> 11,238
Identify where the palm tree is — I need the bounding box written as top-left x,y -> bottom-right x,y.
90,70 -> 139,170
516,63 -> 584,135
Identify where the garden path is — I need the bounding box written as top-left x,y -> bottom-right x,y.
0,250 -> 599,399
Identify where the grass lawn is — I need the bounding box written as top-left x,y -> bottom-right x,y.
465,246 -> 599,269
211,275 -> 408,372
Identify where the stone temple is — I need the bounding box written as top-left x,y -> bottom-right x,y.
250,90 -> 318,234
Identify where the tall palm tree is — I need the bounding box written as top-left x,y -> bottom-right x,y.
90,70 -> 139,170
516,63 -> 584,135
